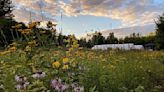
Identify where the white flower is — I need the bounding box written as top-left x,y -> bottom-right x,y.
73,86 -> 84,92
32,71 -> 46,79
0,84 -> 4,89
72,83 -> 84,92
15,75 -> 27,82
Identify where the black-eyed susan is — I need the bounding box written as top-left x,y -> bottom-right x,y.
63,57 -> 69,65
21,29 -> 32,35
24,46 -> 32,52
8,46 -> 16,52
62,65 -> 69,70
28,22 -> 40,29
28,40 -> 37,47
0,51 -> 10,56
52,61 -> 61,68
12,24 -> 22,29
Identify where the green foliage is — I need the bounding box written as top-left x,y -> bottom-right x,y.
0,49 -> 163,92
106,32 -> 118,44
91,32 -> 106,45
0,19 -> 22,47
155,14 -> 164,49
77,31 -> 156,49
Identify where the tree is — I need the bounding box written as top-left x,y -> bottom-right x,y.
87,39 -> 94,48
123,33 -> 145,45
0,0 -> 13,18
78,38 -> 87,47
57,33 -> 64,46
106,32 -> 118,44
0,0 -> 14,47
91,32 -> 105,45
155,14 -> 164,49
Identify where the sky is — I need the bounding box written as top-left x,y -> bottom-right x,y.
11,0 -> 164,38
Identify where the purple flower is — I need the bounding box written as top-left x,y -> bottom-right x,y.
15,75 -> 27,82
16,82 -> 29,90
55,83 -> 68,92
51,78 -> 68,91
32,71 -> 46,79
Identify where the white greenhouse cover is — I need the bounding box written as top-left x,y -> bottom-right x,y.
91,43 -> 144,50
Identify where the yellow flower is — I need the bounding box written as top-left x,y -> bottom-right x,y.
62,65 -> 69,70
12,24 -> 22,29
28,40 -> 37,47
25,46 -> 32,52
69,47 -> 74,52
22,29 -> 32,35
71,62 -> 77,68
10,42 -> 17,47
8,46 -> 16,52
0,51 -> 10,55
52,61 -> 61,68
63,58 -> 69,64
110,65 -> 116,69
28,22 -> 39,29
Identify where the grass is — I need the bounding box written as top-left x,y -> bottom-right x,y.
0,48 -> 164,92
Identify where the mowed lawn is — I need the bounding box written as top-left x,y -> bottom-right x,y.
0,48 -> 164,92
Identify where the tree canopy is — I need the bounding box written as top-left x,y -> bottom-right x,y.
0,0 -> 13,18
155,14 -> 164,49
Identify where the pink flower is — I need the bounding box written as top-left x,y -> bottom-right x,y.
16,82 -> 29,90
51,78 -> 68,91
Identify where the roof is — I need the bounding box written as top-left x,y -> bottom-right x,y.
145,43 -> 155,46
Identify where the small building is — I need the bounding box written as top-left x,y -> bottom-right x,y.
144,43 -> 155,51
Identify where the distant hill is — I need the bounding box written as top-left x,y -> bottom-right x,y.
80,24 -> 156,40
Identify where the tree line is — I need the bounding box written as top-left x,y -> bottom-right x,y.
78,32 -> 156,48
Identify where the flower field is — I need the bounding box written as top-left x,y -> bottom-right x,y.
1,0 -> 164,91
0,47 -> 164,92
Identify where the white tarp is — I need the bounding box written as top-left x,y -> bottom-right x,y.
132,45 -> 144,50
92,43 -> 144,50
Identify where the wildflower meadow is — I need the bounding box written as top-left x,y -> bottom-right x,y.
0,22 -> 163,92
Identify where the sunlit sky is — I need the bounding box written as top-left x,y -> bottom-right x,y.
12,0 -> 164,37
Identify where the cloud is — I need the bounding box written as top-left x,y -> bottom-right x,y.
59,0 -> 163,27
12,0 -> 59,23
11,0 -> 163,27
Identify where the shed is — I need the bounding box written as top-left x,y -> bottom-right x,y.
144,43 -> 155,50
